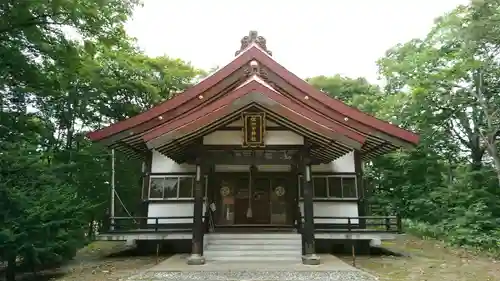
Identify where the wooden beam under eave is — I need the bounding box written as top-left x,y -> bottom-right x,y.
370,131 -> 415,150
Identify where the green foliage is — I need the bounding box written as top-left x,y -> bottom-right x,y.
349,0 -> 500,254
0,1 -> 201,280
0,142 -> 89,272
308,1 -> 500,253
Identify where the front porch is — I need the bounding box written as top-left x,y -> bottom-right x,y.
98,214 -> 402,242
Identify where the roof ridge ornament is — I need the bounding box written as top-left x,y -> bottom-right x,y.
235,30 -> 272,56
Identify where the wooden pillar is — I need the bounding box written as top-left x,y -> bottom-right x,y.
301,156 -> 320,265
204,165 -> 215,233
354,151 -> 366,228
187,161 -> 205,265
140,151 -> 152,229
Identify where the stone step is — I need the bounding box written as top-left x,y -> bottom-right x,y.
206,244 -> 301,250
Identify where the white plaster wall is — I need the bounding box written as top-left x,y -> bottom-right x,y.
311,151 -> 355,173
202,130 -> 304,145
151,150 -> 195,173
147,202 -> 206,224
299,201 -> 359,224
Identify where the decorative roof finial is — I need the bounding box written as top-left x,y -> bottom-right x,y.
235,30 -> 272,56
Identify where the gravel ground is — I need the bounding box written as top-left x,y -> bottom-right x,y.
128,270 -> 378,281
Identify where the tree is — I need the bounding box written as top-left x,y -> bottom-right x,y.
0,142 -> 89,281
370,0 -> 500,251
0,1 -> 202,280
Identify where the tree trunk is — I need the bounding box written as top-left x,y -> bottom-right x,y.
486,144 -> 500,188
87,214 -> 95,240
470,146 -> 485,185
6,255 -> 16,281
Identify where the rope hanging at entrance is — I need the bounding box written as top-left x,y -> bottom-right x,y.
246,165 -> 254,218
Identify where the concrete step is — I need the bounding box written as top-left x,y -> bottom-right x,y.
205,249 -> 299,257
206,244 -> 301,251
208,238 -> 301,245
204,233 -> 302,262
207,233 -> 300,240
204,255 -> 302,262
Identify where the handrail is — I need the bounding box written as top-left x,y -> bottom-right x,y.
104,215 -> 402,234
298,215 -> 403,233
108,216 -> 207,233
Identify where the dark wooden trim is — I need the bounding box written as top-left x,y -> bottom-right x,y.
146,199 -> 197,203
212,171 -> 292,176
146,198 -> 359,204
196,157 -> 295,165
298,198 -> 359,203
141,151 -> 153,199
215,126 -> 288,131
191,163 -> 205,256
149,172 -> 197,176
202,144 -> 305,150
310,172 -> 357,176
301,156 -> 316,256
140,151 -> 153,228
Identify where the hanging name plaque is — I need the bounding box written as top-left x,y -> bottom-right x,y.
242,112 -> 266,148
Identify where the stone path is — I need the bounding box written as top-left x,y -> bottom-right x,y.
126,254 -> 378,281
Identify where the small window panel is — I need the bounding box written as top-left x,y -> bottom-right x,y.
298,175 -> 357,199
148,175 -> 208,200
313,177 -> 328,198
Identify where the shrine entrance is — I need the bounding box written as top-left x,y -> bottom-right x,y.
213,172 -> 296,227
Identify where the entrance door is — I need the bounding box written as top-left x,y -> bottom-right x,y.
213,173 -> 293,226
234,177 -> 271,225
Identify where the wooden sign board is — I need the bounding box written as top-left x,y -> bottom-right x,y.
242,112 -> 266,148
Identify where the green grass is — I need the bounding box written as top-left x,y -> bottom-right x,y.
345,234 -> 500,281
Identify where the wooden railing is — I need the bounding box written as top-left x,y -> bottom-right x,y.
300,215 -> 402,233
107,216 -> 204,233
103,215 -> 402,234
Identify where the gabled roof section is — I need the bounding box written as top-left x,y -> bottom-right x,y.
144,79 -> 365,150
86,31 -> 419,161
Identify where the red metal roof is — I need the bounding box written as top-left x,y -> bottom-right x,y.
87,46 -> 418,144
86,33 -> 419,161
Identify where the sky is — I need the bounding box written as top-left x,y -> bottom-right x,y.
125,0 -> 469,83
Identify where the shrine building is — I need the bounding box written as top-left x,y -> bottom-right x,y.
87,31 -> 419,265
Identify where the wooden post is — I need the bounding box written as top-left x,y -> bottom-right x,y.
140,151 -> 152,229
397,213 -> 403,233
156,242 -> 160,264
187,161 -> 205,265
354,151 -> 366,229
110,149 -> 115,231
351,240 -> 356,267
301,156 -> 320,265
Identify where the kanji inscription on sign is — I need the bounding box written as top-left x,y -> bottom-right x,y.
242,112 -> 265,147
